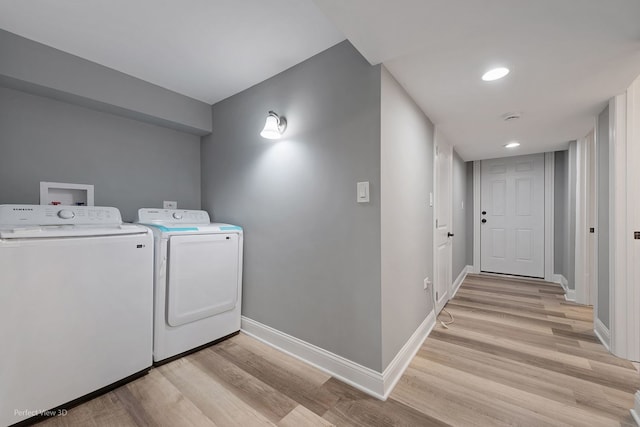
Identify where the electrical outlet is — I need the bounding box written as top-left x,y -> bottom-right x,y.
163,201 -> 177,209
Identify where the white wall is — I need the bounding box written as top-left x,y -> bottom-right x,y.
380,67 -> 434,369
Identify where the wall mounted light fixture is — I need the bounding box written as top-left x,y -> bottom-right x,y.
260,111 -> 287,139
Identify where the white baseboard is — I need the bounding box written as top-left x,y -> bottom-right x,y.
241,311 -> 436,401
594,317 -> 611,351
240,316 -> 385,399
552,274 -> 575,301
552,273 -> 567,288
451,265 -> 472,298
565,289 -> 576,301
630,391 -> 640,426
381,310 -> 435,399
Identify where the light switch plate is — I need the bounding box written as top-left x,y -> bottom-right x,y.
357,182 -> 370,203
163,201 -> 177,209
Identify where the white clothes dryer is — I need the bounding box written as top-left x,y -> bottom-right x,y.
136,208 -> 243,363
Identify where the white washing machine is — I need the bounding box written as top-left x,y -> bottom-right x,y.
136,208 -> 243,363
0,204 -> 153,427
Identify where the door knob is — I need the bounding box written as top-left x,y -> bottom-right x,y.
481,219 -> 487,223
447,232 -> 454,237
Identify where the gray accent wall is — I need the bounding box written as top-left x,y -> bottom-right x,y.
554,150 -> 570,281
465,162 -> 474,266
597,105 -> 610,328
567,142 -> 578,289
0,29 -> 212,135
201,41 -> 384,371
0,86 -> 201,222
380,67 -> 434,370
452,150 -> 468,280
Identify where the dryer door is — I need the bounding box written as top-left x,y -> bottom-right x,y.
167,233 -> 239,327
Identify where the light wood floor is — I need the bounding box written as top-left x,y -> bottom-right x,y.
38,274 -> 639,426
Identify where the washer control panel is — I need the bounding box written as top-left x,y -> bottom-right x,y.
0,205 -> 122,226
136,208 -> 210,225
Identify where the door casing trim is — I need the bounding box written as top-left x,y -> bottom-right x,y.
472,153 -> 554,281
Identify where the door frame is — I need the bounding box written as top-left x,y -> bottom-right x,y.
575,130 -> 597,305
433,128 -> 453,314
472,153 -> 554,282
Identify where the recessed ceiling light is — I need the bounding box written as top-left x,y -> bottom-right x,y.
482,67 -> 510,81
504,141 -> 520,148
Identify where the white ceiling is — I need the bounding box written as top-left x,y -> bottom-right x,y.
1,1 -> 639,160
0,0 -> 344,104
313,0 -> 640,160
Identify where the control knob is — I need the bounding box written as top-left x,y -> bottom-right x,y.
173,212 -> 183,220
57,209 -> 75,220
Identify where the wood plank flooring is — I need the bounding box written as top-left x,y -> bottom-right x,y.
37,274 -> 639,426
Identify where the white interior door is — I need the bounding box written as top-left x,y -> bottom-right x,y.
434,139 -> 452,313
586,132 -> 597,305
480,154 -> 545,278
576,132 -> 597,305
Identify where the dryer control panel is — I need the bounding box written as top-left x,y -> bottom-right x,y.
0,205 -> 122,226
136,208 -> 211,225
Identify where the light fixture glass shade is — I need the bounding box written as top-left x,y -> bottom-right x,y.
482,67 -> 510,81
260,111 -> 286,139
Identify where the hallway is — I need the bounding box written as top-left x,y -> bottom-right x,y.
393,274 -> 640,426
39,275 -> 640,427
